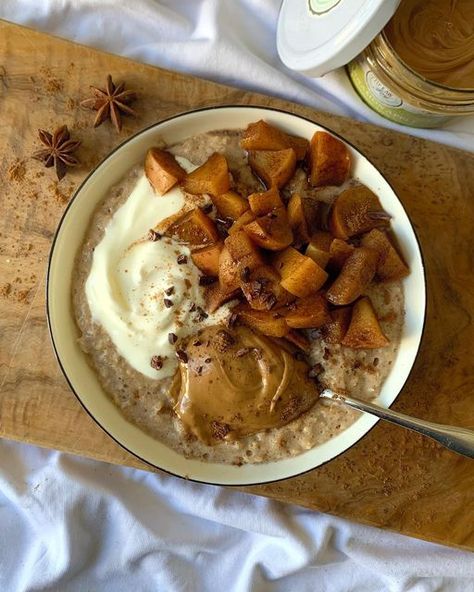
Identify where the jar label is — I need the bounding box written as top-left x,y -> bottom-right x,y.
347,57 -> 452,128
308,0 -> 342,15
365,71 -> 403,108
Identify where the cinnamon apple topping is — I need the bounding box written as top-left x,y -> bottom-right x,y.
143,120 -> 410,445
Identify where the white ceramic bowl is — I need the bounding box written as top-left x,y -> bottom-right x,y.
47,106 -> 426,486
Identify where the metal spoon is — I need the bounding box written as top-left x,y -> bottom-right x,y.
321,389 -> 474,459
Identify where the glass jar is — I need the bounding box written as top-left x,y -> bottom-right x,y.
347,31 -> 474,128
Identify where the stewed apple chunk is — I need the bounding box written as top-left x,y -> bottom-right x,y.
235,304 -> 289,338
361,229 -> 409,282
224,231 -> 264,271
211,191 -> 249,221
240,120 -> 309,160
248,187 -> 284,216
240,265 -> 294,311
322,307 -> 352,344
218,246 -> 242,292
145,147 -> 186,195
309,131 -> 350,187
341,297 -> 389,349
326,247 -> 379,305
228,210 -> 256,235
284,292 -> 330,329
243,208 -> 293,251
204,283 -> 241,313
165,207 -> 219,247
305,231 -> 333,268
191,241 -> 223,276
287,193 -> 312,245
328,238 -> 355,271
248,148 -> 297,189
182,153 -> 230,196
329,185 -> 390,240
284,330 -> 311,352
273,247 -> 328,298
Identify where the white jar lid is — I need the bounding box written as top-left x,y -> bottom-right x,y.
277,0 -> 401,77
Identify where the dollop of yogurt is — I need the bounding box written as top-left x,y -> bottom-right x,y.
85,158 -> 231,379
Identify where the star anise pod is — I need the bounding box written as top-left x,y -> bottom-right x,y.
32,125 -> 81,181
80,74 -> 137,132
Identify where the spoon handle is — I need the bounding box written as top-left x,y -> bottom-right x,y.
321,389 -> 474,459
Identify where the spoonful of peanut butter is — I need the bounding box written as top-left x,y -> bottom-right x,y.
169,325 -> 320,445
385,0 -> 474,89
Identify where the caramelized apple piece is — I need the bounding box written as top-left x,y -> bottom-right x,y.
301,197 -> 321,237
217,246 -> 240,292
287,193 -> 312,244
308,131 -> 351,187
248,149 -> 297,189
240,265 -> 294,311
145,148 -> 186,195
191,241 -> 223,276
328,238 -> 355,271
326,247 -> 379,305
240,120 -> 309,160
236,304 -> 289,338
243,208 -> 293,251
166,207 -> 219,247
361,229 -> 409,282
284,292 -> 330,329
224,231 -> 264,271
248,187 -> 284,216
322,307 -> 352,344
273,247 -> 328,298
342,297 -> 389,349
329,185 -> 390,240
204,284 -> 241,313
211,191 -> 249,221
228,210 -> 256,235
284,330 -> 311,352
311,231 -> 333,251
305,231 -> 332,268
182,153 -> 230,196
286,137 -> 310,162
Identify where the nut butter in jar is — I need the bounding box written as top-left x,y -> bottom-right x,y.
348,0 -> 474,127
277,0 -> 474,128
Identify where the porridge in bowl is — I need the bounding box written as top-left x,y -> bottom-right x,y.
73,120 -> 408,465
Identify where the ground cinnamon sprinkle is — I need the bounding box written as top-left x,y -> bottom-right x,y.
46,78 -> 63,94
0,282 -> 31,304
0,283 -> 12,297
7,159 -> 26,183
66,97 -> 77,110
17,289 -> 31,303
39,66 -> 64,95
48,181 -> 74,204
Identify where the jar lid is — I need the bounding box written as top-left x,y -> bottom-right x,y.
277,0 -> 401,77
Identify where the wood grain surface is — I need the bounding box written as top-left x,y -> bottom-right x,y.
1,20 -> 473,550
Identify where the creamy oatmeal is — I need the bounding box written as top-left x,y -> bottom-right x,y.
73,126 -> 405,465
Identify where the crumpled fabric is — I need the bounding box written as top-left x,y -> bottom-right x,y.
1,1 -> 473,591
1,440 -> 473,592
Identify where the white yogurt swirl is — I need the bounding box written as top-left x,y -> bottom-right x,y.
85,158 -> 230,379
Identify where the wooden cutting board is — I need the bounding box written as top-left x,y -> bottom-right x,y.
1,20 -> 473,550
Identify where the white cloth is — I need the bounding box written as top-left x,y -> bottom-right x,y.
1,1 -> 473,591
1,439 -> 473,592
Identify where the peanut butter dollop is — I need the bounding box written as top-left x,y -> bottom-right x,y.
169,325 -> 320,445
385,0 -> 474,89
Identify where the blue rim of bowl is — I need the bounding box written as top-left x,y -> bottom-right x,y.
46,104 -> 428,486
